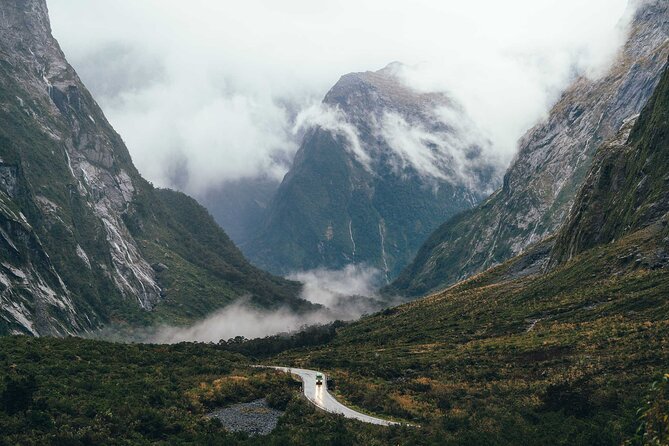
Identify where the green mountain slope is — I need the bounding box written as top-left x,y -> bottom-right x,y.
551,58 -> 669,264
272,62 -> 669,444
247,65 -> 500,279
387,1 -> 669,298
0,0 -> 311,336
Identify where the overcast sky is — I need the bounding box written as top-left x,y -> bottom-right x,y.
48,0 -> 633,195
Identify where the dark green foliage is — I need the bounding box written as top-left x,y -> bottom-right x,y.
218,320 -> 348,359
1,374 -> 37,414
0,336 -> 435,445
627,374 -> 669,446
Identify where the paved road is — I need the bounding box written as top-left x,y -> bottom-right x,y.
268,366 -> 399,426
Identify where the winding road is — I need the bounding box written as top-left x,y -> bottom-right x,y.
267,366 -> 399,426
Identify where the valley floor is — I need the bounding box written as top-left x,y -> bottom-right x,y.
0,220 -> 667,445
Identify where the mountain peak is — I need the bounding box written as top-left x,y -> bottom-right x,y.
323,63 -> 449,119
247,61 -> 500,277
1,0 -> 53,52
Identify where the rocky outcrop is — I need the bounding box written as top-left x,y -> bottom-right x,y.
550,58 -> 669,265
388,0 -> 669,298
247,64 -> 502,278
0,0 -> 311,335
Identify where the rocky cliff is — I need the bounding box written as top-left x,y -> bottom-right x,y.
0,0 -> 311,336
550,56 -> 669,266
388,0 -> 669,298
247,64 -> 502,279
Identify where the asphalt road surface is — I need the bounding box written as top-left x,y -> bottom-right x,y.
268,366 -> 399,426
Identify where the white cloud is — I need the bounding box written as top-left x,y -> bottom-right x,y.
149,302 -> 323,344
145,265 -> 385,343
293,103 -> 371,168
289,264 -> 383,308
376,107 -> 502,192
48,0 -> 633,195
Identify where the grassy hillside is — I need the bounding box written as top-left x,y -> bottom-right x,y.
274,218 -> 669,445
268,62 -> 669,445
1,219 -> 666,445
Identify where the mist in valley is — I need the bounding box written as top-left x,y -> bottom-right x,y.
103,265 -> 389,344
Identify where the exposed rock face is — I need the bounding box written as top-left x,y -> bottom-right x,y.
388,1 -> 669,298
1,0 -> 160,309
550,59 -> 669,266
247,64 -> 502,279
0,0 -> 310,336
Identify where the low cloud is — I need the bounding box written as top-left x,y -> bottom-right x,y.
377,107 -> 502,193
294,104 -> 371,169
294,94 -> 503,193
119,265 -> 386,344
149,302 -> 329,344
48,0 -> 635,197
289,264 -> 384,309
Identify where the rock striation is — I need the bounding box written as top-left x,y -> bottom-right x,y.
0,0 -> 311,336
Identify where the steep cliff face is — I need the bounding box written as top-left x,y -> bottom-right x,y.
550,59 -> 669,266
388,1 -> 669,298
247,64 -> 502,279
0,0 -> 310,336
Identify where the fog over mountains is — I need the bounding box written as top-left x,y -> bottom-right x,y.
48,1 -> 633,254
0,0 -> 654,340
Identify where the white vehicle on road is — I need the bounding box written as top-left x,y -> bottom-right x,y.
266,366 -> 399,426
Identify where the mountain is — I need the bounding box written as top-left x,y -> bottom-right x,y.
246,63 -> 503,279
279,61 -> 669,444
0,0 -> 312,336
387,1 -> 669,298
550,60 -> 669,265
198,176 -> 280,247
2,67 -> 668,445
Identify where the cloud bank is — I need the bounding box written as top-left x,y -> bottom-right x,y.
143,265 -> 385,344
48,0 -> 634,196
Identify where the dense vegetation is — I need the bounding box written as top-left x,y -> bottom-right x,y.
274,220 -> 669,445
0,336 -> 428,446
270,63 -> 669,445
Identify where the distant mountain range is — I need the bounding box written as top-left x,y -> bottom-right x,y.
2,0 -> 668,340
246,63 -> 503,279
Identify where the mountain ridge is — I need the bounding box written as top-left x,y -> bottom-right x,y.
247,63 -> 501,278
387,0 -> 669,298
0,0 -> 312,336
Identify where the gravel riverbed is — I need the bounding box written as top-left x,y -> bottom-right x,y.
207,399 -> 284,436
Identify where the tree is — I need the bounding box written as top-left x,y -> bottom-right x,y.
1,374 -> 38,414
